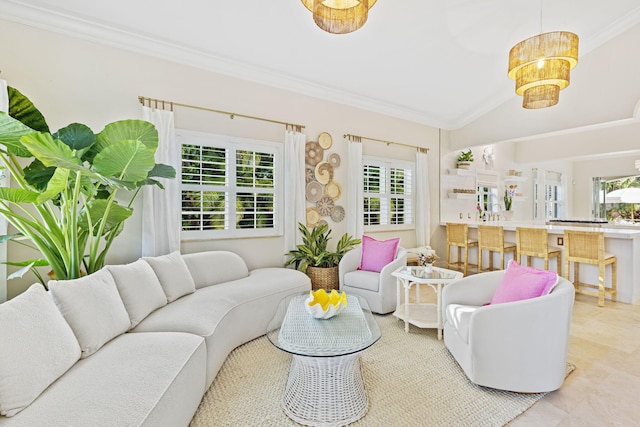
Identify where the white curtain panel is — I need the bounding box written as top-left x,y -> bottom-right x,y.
140,106 -> 180,257
283,129 -> 306,255
346,137 -> 364,238
415,149 -> 430,246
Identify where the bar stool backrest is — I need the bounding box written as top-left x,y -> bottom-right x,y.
516,227 -> 549,258
565,230 -> 605,264
478,225 -> 505,251
446,223 -> 469,246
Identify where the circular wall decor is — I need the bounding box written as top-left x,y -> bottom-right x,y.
305,166 -> 315,183
318,132 -> 333,149
306,207 -> 321,227
330,205 -> 345,222
316,219 -> 328,228
314,161 -> 334,185
328,153 -> 341,168
325,181 -> 342,200
305,141 -> 324,166
316,196 -> 335,216
305,181 -> 323,202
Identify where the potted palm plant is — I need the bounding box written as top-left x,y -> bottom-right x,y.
285,222 -> 360,290
0,86 -> 175,285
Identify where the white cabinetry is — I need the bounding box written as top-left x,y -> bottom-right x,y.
446,168 -> 476,200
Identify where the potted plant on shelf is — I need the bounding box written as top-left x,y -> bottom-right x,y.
0,86 -> 175,285
285,222 -> 360,290
457,149 -> 474,169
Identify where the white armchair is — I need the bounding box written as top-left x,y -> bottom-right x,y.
338,246 -> 407,314
442,270 -> 575,393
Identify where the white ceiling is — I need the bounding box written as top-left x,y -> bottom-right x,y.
3,0 -> 640,129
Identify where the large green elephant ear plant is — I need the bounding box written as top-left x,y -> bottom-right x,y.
0,87 -> 175,286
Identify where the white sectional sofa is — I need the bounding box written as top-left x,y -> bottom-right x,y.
0,250 -> 311,427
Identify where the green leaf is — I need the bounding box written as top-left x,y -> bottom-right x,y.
0,233 -> 24,243
78,199 -> 133,235
0,112 -> 36,157
93,140 -> 155,182
0,187 -> 40,204
147,163 -> 176,179
7,87 -> 49,133
93,119 -> 158,156
20,132 -> 84,172
53,123 -> 96,152
37,168 -> 70,204
23,159 -> 56,191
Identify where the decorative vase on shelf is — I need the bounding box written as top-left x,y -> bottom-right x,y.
503,210 -> 514,221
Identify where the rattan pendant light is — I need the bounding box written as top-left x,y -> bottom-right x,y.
508,31 -> 579,109
301,0 -> 377,34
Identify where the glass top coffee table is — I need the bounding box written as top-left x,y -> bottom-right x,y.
266,292 -> 381,426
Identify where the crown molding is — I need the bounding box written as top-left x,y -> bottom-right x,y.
0,0 -> 448,128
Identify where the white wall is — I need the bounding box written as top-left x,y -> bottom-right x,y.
0,19 -> 441,298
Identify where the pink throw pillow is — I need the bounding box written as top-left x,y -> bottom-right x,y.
490,260 -> 559,305
359,235 -> 400,273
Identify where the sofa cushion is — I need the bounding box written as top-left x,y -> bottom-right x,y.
343,270 -> 381,292
144,250 -> 196,302
132,267 -> 310,387
445,303 -> 479,344
359,235 -> 400,273
490,259 -> 558,305
108,259 -> 167,328
0,284 -> 81,417
0,332 -> 206,427
182,251 -> 250,289
49,269 -> 131,358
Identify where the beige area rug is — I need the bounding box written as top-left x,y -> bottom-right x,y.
190,315 -> 575,427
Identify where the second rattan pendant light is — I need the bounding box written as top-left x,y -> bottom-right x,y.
508,31 -> 579,109
301,0 -> 377,34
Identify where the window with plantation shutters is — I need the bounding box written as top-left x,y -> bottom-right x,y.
178,130 -> 282,238
363,157 -> 414,230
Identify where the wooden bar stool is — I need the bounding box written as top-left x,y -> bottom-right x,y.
564,230 -> 617,307
515,227 -> 562,275
445,223 -> 478,276
477,225 -> 516,272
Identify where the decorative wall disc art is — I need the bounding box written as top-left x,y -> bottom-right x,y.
306,207 -> 321,227
305,166 -> 315,183
330,205 -> 345,223
316,196 -> 335,216
328,153 -> 341,168
314,161 -> 334,185
317,219 -> 328,228
318,132 -> 333,149
305,181 -> 323,202
325,181 -> 342,200
305,141 -> 324,166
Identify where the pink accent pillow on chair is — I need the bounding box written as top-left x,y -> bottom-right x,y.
359,235 -> 401,273
490,259 -> 559,304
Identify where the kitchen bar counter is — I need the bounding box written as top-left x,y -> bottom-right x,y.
440,221 -> 640,304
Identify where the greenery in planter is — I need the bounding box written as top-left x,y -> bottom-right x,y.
284,222 -> 360,272
0,87 -> 175,285
457,149 -> 474,163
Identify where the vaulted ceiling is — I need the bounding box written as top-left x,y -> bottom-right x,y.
2,0 -> 640,129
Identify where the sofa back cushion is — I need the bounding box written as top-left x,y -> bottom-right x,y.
182,250 -> 250,289
0,284 -> 81,417
490,260 -> 559,304
107,259 -> 167,328
144,250 -> 196,301
49,269 -> 131,358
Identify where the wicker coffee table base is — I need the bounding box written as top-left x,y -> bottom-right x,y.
282,353 -> 368,427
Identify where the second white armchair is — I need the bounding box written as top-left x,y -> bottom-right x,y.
338,245 -> 407,314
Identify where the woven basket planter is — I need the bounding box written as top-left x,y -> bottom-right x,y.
306,266 -> 339,291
